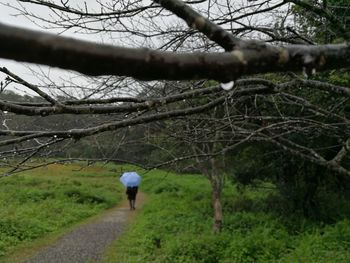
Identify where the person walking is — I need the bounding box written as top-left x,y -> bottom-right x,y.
119,171 -> 141,211
126,186 -> 138,210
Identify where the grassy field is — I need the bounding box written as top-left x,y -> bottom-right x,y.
102,169 -> 350,263
1,164 -> 350,262
0,162 -> 125,262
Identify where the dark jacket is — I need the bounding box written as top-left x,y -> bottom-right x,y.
126,186 -> 138,200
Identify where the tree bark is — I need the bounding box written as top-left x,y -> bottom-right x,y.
209,158 -> 223,233
1,23 -> 350,80
212,184 -> 223,233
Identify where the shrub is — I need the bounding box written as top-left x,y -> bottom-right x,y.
165,235 -> 228,263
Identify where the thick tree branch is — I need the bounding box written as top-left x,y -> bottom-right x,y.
0,23 -> 350,81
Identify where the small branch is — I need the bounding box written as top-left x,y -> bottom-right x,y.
0,83 -> 222,116
0,95 -> 227,146
0,67 -> 61,105
331,138 -> 350,164
4,138 -> 64,175
154,0 -> 243,51
279,79 -> 350,97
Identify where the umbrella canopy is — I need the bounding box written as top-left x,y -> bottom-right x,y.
120,171 -> 141,187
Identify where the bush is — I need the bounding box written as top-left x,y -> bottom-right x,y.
165,235 -> 228,263
0,218 -> 49,243
223,225 -> 291,262
281,220 -> 350,262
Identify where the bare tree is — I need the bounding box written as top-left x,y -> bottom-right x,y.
0,0 -> 349,178
137,75 -> 350,231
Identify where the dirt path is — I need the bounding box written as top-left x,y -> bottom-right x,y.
24,192 -> 146,263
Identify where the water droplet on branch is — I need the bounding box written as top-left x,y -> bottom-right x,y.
220,81 -> 235,91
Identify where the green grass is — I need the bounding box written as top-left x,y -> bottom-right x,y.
102,169 -> 350,263
1,164 -> 350,263
0,162 -> 125,261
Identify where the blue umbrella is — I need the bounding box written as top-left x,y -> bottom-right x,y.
120,171 -> 141,187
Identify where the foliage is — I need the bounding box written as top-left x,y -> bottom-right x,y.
292,0 -> 350,43
102,169 -> 350,263
230,143 -> 350,220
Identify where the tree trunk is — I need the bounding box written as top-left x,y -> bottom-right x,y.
212,185 -> 223,233
210,158 -> 223,233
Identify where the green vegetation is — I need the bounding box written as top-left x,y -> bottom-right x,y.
0,162 -> 124,261
1,163 -> 350,262
103,169 -> 350,263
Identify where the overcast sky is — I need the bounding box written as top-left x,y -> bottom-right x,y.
0,3 -> 41,91
0,1 -> 105,96
1,3 -> 61,95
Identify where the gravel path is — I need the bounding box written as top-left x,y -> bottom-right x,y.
25,193 -> 145,263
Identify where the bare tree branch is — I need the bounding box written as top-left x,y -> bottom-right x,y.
0,23 -> 349,81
